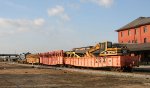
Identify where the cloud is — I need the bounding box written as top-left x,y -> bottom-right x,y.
60,14 -> 70,21
0,18 -> 45,27
33,18 -> 45,26
48,5 -> 70,21
81,0 -> 114,8
48,5 -> 64,16
0,18 -> 45,37
0,17 -> 83,53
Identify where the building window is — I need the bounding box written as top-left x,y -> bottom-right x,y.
144,38 -> 147,43
135,28 -> 137,35
135,40 -> 138,43
132,40 -> 134,43
121,32 -> 123,37
128,29 -> 130,36
122,41 -> 123,43
128,40 -> 131,43
144,26 -> 147,33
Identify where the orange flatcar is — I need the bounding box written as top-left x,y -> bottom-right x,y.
39,50 -> 139,71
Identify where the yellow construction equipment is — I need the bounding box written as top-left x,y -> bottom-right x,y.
85,43 -> 100,57
65,51 -> 81,58
86,41 -> 128,57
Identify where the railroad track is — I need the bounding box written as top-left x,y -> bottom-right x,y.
131,66 -> 150,75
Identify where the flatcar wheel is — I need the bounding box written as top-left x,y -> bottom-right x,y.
111,68 -> 116,71
123,67 -> 132,72
126,67 -> 132,72
118,68 -> 124,72
113,67 -> 123,72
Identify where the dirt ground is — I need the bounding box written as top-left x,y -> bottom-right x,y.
0,62 -> 149,88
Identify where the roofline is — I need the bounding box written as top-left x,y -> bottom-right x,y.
116,23 -> 150,32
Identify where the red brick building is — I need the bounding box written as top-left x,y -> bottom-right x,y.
116,17 -> 150,43
116,17 -> 150,64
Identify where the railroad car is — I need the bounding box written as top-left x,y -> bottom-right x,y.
39,50 -> 64,66
64,55 -> 139,71
39,50 -> 139,71
26,54 -> 40,64
27,41 -> 139,71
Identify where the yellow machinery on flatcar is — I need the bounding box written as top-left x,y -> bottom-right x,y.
86,41 -> 128,57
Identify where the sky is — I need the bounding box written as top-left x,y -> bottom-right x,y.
0,0 -> 150,54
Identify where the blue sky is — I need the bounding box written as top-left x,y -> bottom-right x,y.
0,0 -> 150,53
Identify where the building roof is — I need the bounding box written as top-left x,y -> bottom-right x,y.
116,17 -> 150,32
126,43 -> 150,51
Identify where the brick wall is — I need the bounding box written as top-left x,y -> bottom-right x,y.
118,24 -> 150,43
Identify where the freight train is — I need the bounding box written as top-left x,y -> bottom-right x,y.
26,41 -> 139,71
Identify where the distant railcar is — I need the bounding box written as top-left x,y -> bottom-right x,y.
39,50 -> 64,66
26,54 -> 40,64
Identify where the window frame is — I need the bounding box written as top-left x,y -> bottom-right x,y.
135,40 -> 138,43
120,32 -> 123,37
144,38 -> 147,43
128,29 -> 130,36
128,40 -> 131,43
143,26 -> 147,33
135,28 -> 137,35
